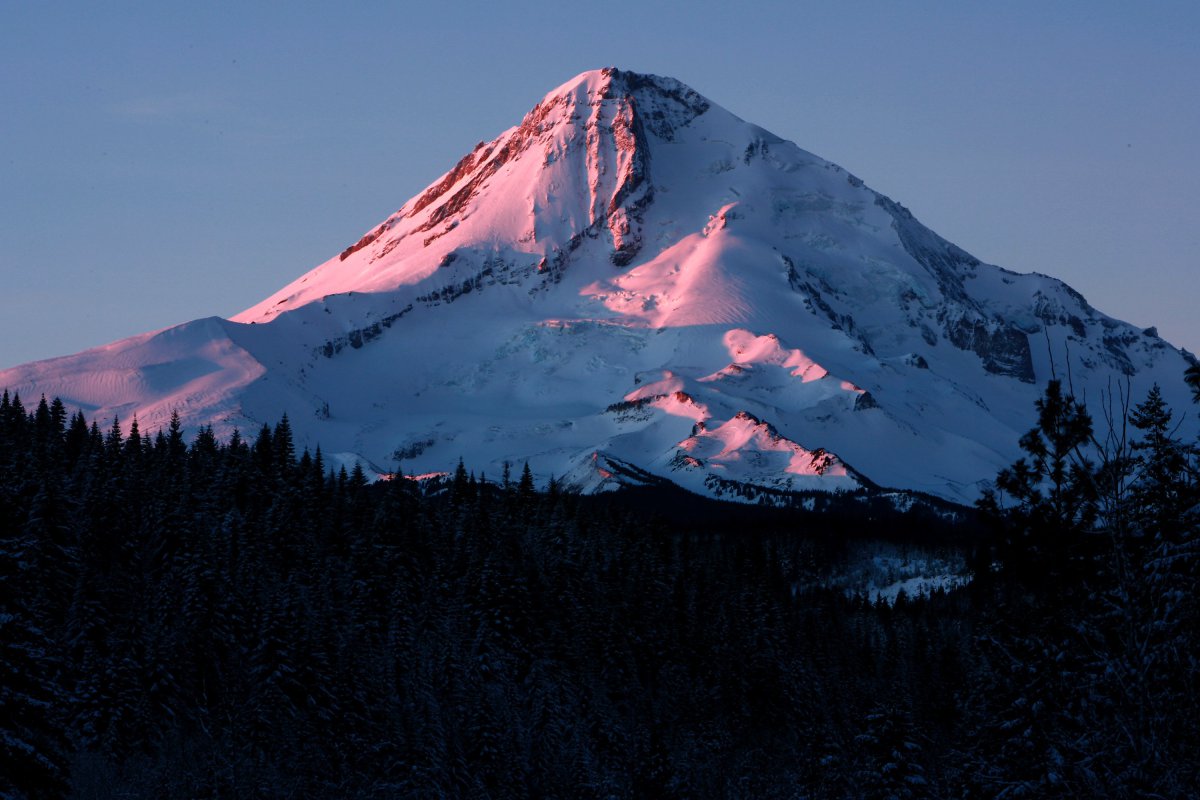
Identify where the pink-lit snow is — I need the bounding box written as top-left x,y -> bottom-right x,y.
1,68 -> 1195,504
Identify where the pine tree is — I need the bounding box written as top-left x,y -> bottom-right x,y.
62,412 -> 90,472
0,529 -> 69,798
450,457 -> 469,504
1129,385 -> 1192,536
517,462 -> 535,506
1184,361 -> 1200,404
975,381 -> 1200,795
978,379 -> 1097,585
1121,386 -> 1200,787
853,703 -> 928,800
272,414 -> 295,481
252,423 -> 275,483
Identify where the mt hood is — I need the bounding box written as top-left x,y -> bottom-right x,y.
4,68 -> 1194,503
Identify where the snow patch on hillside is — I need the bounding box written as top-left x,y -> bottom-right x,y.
2,67 -> 1196,505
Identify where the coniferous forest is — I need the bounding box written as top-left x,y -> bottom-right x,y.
1,382 -> 1198,799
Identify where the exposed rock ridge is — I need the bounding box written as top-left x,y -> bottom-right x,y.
335,68 -> 708,275
874,194 -> 1035,381
17,67 -> 1195,506
415,100 -> 556,235
603,68 -> 711,141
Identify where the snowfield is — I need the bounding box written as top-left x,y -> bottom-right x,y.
2,68 -> 1195,503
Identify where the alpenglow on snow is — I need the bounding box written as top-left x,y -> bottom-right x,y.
2,68 -> 1194,503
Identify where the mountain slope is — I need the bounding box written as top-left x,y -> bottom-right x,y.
2,68 -> 1194,503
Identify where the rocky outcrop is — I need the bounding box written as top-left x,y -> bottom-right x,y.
876,195 -> 982,308
874,196 -> 1040,382
602,67 -> 710,141
316,304 -> 413,359
945,317 -> 1035,382
339,223 -> 385,261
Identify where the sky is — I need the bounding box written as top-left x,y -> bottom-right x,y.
2,2 -> 1197,370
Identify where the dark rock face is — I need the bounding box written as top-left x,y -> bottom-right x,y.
875,195 -> 981,308
905,353 -> 930,370
317,304 -> 413,359
604,68 -> 710,141
604,94 -> 652,267
343,70 -> 710,281
599,70 -> 709,267
784,257 -> 850,331
1102,331 -> 1138,376
946,317 -> 1035,383
339,224 -> 385,261
854,391 -> 879,411
409,140 -> 496,218
874,195 -> 1038,382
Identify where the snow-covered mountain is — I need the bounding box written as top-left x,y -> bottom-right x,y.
3,68 -> 1194,503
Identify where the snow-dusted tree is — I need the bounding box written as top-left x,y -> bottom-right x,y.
852,703 -> 928,800
0,530 -> 69,799
975,381 -> 1200,796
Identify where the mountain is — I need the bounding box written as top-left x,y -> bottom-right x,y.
3,67 -> 1194,504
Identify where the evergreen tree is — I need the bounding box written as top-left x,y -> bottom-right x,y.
517,462 -> 535,506
1184,361 -> 1200,404
0,391 -> 1193,797
978,379 -> 1097,585
272,414 -> 295,481
852,703 -> 928,800
1128,385 -> 1193,536
975,382 -> 1200,796
0,528 -> 69,798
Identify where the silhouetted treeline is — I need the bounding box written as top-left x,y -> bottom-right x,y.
0,385 -> 1197,798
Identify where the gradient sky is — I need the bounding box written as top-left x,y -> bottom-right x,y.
3,2 -> 1197,370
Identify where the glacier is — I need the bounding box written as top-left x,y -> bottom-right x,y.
2,67 -> 1194,504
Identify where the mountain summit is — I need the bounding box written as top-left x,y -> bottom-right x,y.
3,68 -> 1194,502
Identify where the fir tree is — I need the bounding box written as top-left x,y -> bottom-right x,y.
1184,361 -> 1200,404
0,528 -> 69,798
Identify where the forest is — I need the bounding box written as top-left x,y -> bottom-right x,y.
1,376 -> 1197,798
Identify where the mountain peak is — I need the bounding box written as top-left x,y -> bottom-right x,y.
233,68 -> 715,324
543,67 -> 710,123
3,69 -> 1195,504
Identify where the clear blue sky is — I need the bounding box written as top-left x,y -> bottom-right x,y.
3,1 -> 1197,369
